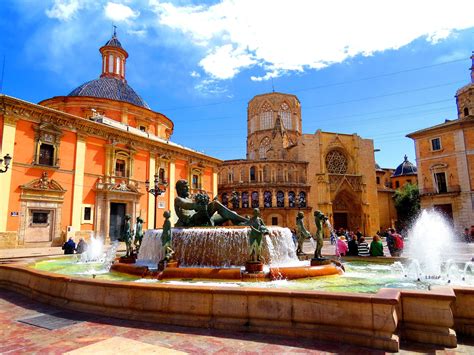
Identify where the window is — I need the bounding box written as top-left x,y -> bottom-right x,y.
251,191 -> 259,208
108,54 -> 114,72
250,166 -> 256,182
38,143 -> 55,166
232,192 -> 240,209
464,107 -> 469,117
288,191 -> 296,208
242,192 -> 249,208
192,174 -> 200,189
81,205 -> 94,224
376,176 -> 380,185
326,150 -> 348,174
279,103 -> 292,129
435,172 -> 447,193
431,138 -> 441,151
260,111 -> 273,130
159,168 -> 166,183
272,217 -> 278,225
298,191 -> 306,208
115,159 -> 126,177
276,191 -> 285,207
264,191 -> 272,208
139,125 -> 147,132
32,211 -> 49,225
395,181 -> 400,189
259,137 -> 270,159
115,57 -> 120,74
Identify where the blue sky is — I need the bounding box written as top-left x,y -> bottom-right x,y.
1,0 -> 474,168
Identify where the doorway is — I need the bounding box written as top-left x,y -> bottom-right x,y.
333,212 -> 348,230
109,203 -> 126,241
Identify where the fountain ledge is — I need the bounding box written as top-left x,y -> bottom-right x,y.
1,263 -> 473,351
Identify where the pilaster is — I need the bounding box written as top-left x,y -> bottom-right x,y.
71,133 -> 86,230
0,116 -> 18,232
169,160 -> 177,224
147,154 -> 156,229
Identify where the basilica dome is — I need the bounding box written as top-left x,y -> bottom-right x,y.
68,77 -> 149,109
393,155 -> 417,177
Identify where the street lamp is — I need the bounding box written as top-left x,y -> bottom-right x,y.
145,174 -> 168,229
0,154 -> 12,173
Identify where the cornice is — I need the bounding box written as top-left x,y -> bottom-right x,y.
1,95 -> 221,167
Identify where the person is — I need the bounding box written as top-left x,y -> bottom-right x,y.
347,235 -> 359,256
369,235 -> 384,257
336,236 -> 348,257
463,228 -> 472,243
355,228 -> 363,242
62,237 -> 76,255
386,229 -> 396,256
313,210 -> 328,259
134,216 -> 144,251
296,211 -> 311,255
391,230 -> 404,257
174,179 -> 248,227
75,238 -> 88,254
248,208 -> 269,262
357,237 -> 370,257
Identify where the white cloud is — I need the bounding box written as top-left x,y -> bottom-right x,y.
104,2 -> 139,22
150,0 -> 474,80
190,71 -> 201,78
46,0 -> 83,21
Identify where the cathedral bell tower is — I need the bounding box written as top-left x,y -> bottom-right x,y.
455,51 -> 474,119
100,27 -> 128,81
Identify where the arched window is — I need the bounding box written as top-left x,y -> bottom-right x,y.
279,103 -> 292,129
242,192 -> 249,208
464,107 -> 469,117
250,166 -> 256,182
264,191 -> 272,208
277,191 -> 285,207
108,54 -> 114,73
221,193 -> 228,207
228,167 -> 234,183
326,150 -> 348,174
288,191 -> 296,208
231,191 -> 240,209
259,137 -> 270,159
298,191 -> 307,208
251,191 -> 259,208
115,57 -> 120,74
259,102 -> 273,130
38,143 -> 55,166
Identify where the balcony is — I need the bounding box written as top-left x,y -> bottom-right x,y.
420,185 -> 461,196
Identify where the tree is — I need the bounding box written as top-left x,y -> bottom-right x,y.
393,183 -> 420,232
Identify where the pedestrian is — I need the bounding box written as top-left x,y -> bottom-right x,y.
76,238 -> 88,254
357,237 -> 370,257
392,230 -> 404,257
336,236 -> 348,257
62,237 -> 76,255
347,235 -> 359,256
369,235 -> 384,256
386,229 -> 395,256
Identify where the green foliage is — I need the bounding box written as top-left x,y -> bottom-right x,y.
393,183 -> 420,230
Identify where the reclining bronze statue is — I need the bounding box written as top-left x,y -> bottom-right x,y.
174,179 -> 249,227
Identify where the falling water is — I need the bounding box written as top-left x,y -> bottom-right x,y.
405,209 -> 456,277
136,226 -> 299,267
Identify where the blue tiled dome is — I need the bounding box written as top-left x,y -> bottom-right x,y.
393,155 -> 417,177
68,77 -> 149,109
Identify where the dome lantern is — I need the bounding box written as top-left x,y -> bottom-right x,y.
99,26 -> 128,81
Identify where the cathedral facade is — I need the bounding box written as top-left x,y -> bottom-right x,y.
218,92 -> 381,235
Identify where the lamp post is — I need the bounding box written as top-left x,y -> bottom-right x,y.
145,174 -> 168,229
0,153 -> 12,173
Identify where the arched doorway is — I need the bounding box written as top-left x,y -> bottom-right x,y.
332,190 -> 362,232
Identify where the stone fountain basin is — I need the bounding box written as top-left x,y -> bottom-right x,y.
1,260 -> 474,352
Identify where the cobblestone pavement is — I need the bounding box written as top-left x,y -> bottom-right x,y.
0,289 -> 473,354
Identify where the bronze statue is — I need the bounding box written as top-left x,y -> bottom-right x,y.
134,216 -> 144,252
296,211 -> 311,255
248,208 -> 269,262
120,214 -> 133,257
174,179 -> 248,227
313,210 -> 328,259
160,210 -> 175,264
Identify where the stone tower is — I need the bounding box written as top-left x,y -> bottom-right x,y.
455,51 -> 474,119
246,92 -> 302,160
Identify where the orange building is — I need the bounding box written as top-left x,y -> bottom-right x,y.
0,32 -> 221,248
407,52 -> 474,228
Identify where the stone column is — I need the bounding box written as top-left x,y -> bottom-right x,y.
169,160 -> 177,224
147,154 -> 156,229
71,133 -> 86,230
0,116 -> 17,232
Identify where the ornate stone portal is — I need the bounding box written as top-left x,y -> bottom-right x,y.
19,172 -> 66,245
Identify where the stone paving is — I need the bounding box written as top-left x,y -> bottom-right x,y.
0,288 -> 473,354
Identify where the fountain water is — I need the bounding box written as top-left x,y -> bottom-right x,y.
137,226 -> 300,267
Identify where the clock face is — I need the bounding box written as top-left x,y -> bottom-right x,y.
43,133 -> 54,143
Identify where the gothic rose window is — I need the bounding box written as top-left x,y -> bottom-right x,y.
326,150 -> 348,174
